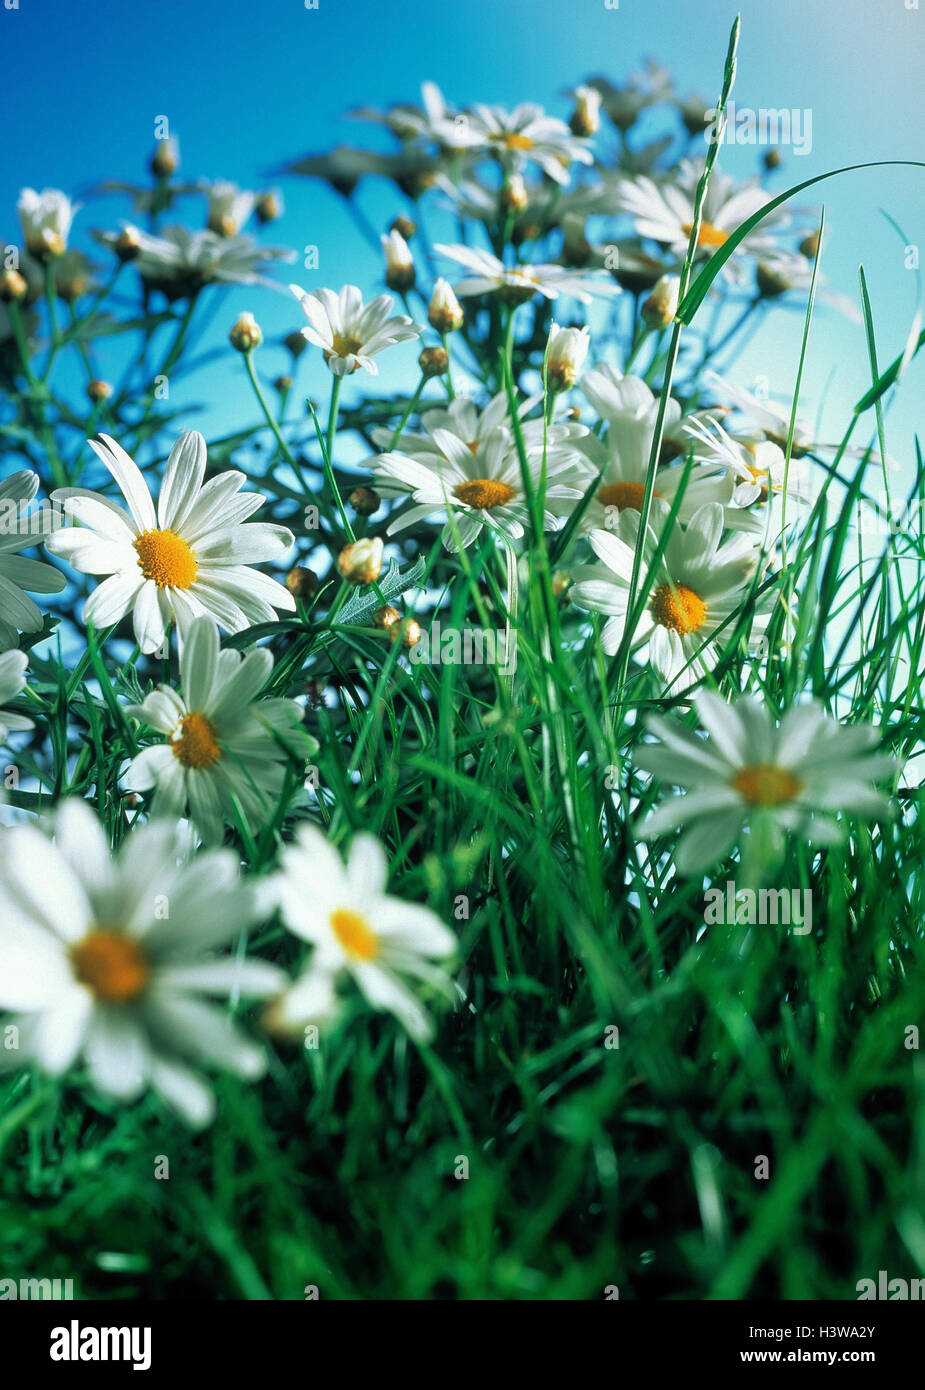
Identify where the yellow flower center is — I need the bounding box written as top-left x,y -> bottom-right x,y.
71,929 -> 151,1003
598,481 -> 659,512
732,764 -> 803,806
682,220 -> 730,250
134,529 -> 198,589
171,711 -> 222,769
330,908 -> 379,961
330,334 -> 363,357
492,132 -> 535,151
651,582 -> 708,635
454,478 -> 516,510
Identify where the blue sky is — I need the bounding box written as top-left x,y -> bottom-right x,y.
3,0 -> 924,481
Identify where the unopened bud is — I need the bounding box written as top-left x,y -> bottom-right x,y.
229,311 -> 262,353
569,85 -> 602,138
799,229 -> 822,260
273,375 -> 293,393
427,277 -> 464,333
500,173 -> 529,215
113,226 -> 142,262
284,330 -> 308,359
641,274 -> 681,329
756,261 -> 792,298
286,566 -> 318,599
418,345 -> 448,379
373,606 -> 421,647
552,570 -> 571,597
763,148 -> 783,171
0,268 -> 27,302
86,379 -> 113,404
389,215 -> 417,241
348,486 -> 381,516
382,229 -> 415,292
337,536 -> 383,585
150,138 -> 179,179
255,190 -> 283,224
546,323 -> 590,392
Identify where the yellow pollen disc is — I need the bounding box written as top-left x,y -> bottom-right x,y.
171,711 -> 222,769
330,334 -> 363,357
134,529 -> 198,589
732,763 -> 803,806
330,908 -> 380,961
454,478 -> 516,510
492,132 -> 534,151
651,582 -> 708,635
682,219 -> 730,250
71,929 -> 150,1003
598,481 -> 659,512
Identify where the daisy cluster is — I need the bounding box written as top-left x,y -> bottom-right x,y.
0,64 -> 903,1138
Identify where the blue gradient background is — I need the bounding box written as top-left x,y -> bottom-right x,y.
2,0 -> 923,473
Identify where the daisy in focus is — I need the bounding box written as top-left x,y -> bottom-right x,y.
269,823 -> 457,1042
0,799 -> 285,1127
289,282 -> 421,375
569,501 -> 766,693
46,431 -> 295,654
125,616 -> 314,845
0,470 -> 67,648
0,649 -> 33,741
449,102 -> 595,184
634,690 -> 899,873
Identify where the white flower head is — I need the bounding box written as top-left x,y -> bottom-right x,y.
0,649 -> 33,741
125,616 -> 314,845
46,431 -> 295,654
635,690 -> 899,873
289,282 -> 422,376
570,501 -> 767,693
17,188 -> 78,259
435,243 -> 621,305
453,102 -> 595,185
271,824 -> 457,1042
133,225 -> 295,298
0,470 -> 67,647
0,799 -> 286,1126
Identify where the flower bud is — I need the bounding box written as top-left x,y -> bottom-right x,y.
641,274 -> 681,329
286,566 -> 319,599
799,229 -> 822,260
756,261 -> 792,298
86,379 -> 113,404
150,138 -> 179,179
273,374 -> 293,394
569,85 -> 602,138
389,215 -> 417,241
284,330 -> 308,359
0,268 -> 27,302
382,229 -> 415,292
373,606 -> 421,648
113,226 -> 143,262
255,190 -> 283,224
500,173 -> 529,215
337,536 -> 383,585
418,345 -> 449,379
229,311 -> 262,353
349,486 -> 381,516
545,323 -> 590,392
552,570 -> 571,597
427,277 -> 464,333
763,148 -> 782,171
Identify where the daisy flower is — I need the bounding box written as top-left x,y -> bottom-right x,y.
684,416 -> 815,530
569,501 -> 766,693
0,798 -> 286,1127
46,430 -> 295,655
0,649 -> 33,741
17,187 -> 77,259
130,225 -> 295,299
451,102 -> 594,184
613,159 -> 789,282
434,244 -> 621,304
270,823 -> 457,1042
0,470 -> 67,648
289,282 -> 421,376
124,616 -> 314,845
374,425 -> 589,552
634,689 -> 899,873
